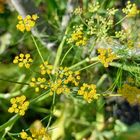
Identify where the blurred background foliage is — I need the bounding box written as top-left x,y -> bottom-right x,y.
0,0 -> 140,140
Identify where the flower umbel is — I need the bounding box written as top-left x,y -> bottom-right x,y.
8,95 -> 29,116
98,48 -> 117,67
13,53 -> 33,68
73,7 -> 82,15
118,84 -> 140,104
122,1 -> 139,17
16,14 -> 39,32
67,25 -> 87,47
29,77 -> 47,92
20,120 -> 51,140
78,83 -> 97,103
40,61 -> 53,75
49,67 -> 80,96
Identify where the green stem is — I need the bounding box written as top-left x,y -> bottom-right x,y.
0,115 -> 19,132
46,92 -> 56,129
31,35 -> 45,64
53,27 -> 69,72
69,57 -> 98,70
30,90 -> 49,104
0,78 -> 29,85
79,16 -> 89,27
96,74 -> 108,88
114,16 -> 127,26
96,97 -> 105,131
110,62 -> 140,74
60,46 -> 73,65
0,91 -> 21,99
78,61 -> 99,71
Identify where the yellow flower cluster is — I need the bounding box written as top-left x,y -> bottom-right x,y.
122,1 -> 139,17
30,61 -> 81,95
118,84 -> 140,104
78,83 -> 97,103
20,120 -> 51,140
13,53 -> 33,68
57,67 -> 80,86
40,61 -> 53,75
88,2 -> 100,13
49,79 -> 70,96
49,67 -> 80,95
98,48 -> 117,67
67,25 -> 87,47
107,8 -> 118,16
73,7 -> 82,15
16,14 -> 38,32
8,95 -> 29,116
29,77 -> 47,92
115,30 -> 127,42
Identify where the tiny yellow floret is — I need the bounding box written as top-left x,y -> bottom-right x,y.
8,95 -> 29,116
16,14 -> 39,32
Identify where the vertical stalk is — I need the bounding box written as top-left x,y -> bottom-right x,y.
53,27 -> 69,72
31,35 -> 45,64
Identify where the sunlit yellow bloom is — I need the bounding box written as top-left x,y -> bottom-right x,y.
32,14 -> 39,20
20,120 -> 51,140
98,48 -> 117,67
29,77 -> 47,92
73,7 -> 82,15
13,53 -> 33,68
118,84 -> 140,104
20,131 -> 28,139
16,14 -> 39,32
122,1 -> 139,17
67,25 -> 87,47
8,95 -> 29,116
40,61 -> 53,75
78,83 -> 97,102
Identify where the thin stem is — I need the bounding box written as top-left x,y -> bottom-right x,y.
30,90 -> 49,103
53,27 -> 69,72
0,115 -> 19,132
69,58 -> 90,70
46,92 -> 56,129
31,35 -> 45,64
114,16 -> 127,26
110,62 -> 140,74
69,57 -> 98,70
79,16 -> 89,27
101,93 -> 122,97
96,74 -> 108,88
60,46 -> 73,65
0,78 -> 29,85
78,61 -> 99,71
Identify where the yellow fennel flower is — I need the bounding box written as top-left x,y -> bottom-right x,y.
122,1 -> 139,17
73,7 -> 82,15
13,53 -> 33,68
40,61 -> 53,75
8,95 -> 29,116
29,77 -> 47,92
67,25 -> 87,47
20,120 -> 51,140
78,83 -> 97,103
98,48 -> 117,67
49,67 -> 80,96
118,84 -> 140,104
16,14 -> 39,32
20,130 -> 28,139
